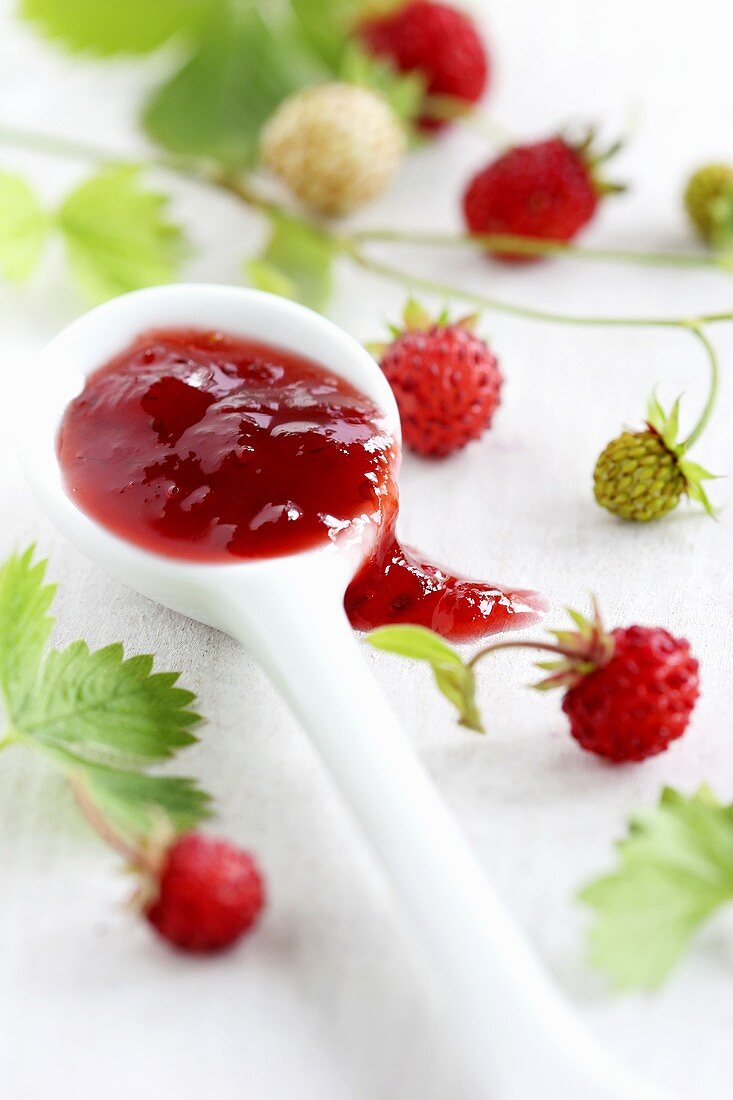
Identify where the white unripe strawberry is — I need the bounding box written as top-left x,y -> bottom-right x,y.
260,83 -> 406,217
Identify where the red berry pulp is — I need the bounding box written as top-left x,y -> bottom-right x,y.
58,328 -> 544,641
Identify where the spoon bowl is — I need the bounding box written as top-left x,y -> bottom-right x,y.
20,284 -> 400,630
19,284 -> 672,1100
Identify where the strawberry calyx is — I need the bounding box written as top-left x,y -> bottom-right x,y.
569,126 -> 627,197
367,296 -> 479,358
70,773 -> 175,909
645,391 -> 718,517
532,604 -> 615,691
468,602 -> 616,690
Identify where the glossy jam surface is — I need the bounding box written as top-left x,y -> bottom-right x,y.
58,328 -> 397,562
344,533 -> 545,642
58,327 -> 544,642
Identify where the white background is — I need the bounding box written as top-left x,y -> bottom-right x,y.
1,1 -> 732,1097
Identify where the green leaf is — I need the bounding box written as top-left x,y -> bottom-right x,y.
580,787 -> 733,990
72,755 -> 211,835
290,0 -> 362,72
246,210 -> 336,311
58,166 -> 186,302
0,171 -> 48,281
143,6 -> 309,168
17,641 -> 201,765
0,547 -> 55,721
0,545 -> 212,842
19,0 -> 213,56
366,624 -> 484,732
86,768 -> 211,835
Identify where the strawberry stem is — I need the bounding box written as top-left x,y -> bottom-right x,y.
351,227 -> 725,271
2,124 -> 732,282
70,775 -> 159,875
467,639 -> 578,670
420,96 -> 514,147
681,325 -> 719,451
346,246 -> 733,329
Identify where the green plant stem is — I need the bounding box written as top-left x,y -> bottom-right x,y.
0,121 -> 729,422
0,124 -> 172,171
352,227 -> 725,271
207,171 -> 292,221
0,124 -> 268,208
682,326 -> 720,450
467,639 -> 575,670
0,124 -> 728,277
421,96 -> 514,147
71,774 -> 157,874
346,245 -> 733,330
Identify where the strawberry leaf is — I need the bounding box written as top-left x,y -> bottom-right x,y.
246,210 -> 337,311
0,171 -> 49,282
0,547 -> 55,721
58,166 -> 187,302
19,0 -> 213,56
51,747 -> 211,836
142,6 -> 311,168
366,624 -> 484,732
290,0 -> 368,72
17,641 -> 201,765
0,547 -> 210,838
580,787 -> 733,990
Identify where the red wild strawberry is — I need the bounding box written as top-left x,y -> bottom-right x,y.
358,0 -> 489,131
559,623 -> 700,761
462,133 -> 624,260
144,833 -> 265,952
373,299 -> 502,457
479,604 -> 699,762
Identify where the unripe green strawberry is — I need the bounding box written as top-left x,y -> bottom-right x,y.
684,163 -> 733,245
593,430 -> 685,521
593,393 -> 716,522
260,83 -> 406,217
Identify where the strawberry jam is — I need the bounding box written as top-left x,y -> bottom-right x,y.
58,328 -> 396,562
58,327 -> 544,641
344,535 -> 545,642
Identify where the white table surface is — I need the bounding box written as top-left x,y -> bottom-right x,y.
1,1 -> 732,1096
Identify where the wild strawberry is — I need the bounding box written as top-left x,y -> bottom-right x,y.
593,391 -> 716,522
476,605 -> 700,762
372,299 -> 502,457
560,622 -> 700,762
358,0 -> 490,131
143,833 -> 265,953
462,133 -> 624,259
683,163 -> 733,247
260,83 -> 405,216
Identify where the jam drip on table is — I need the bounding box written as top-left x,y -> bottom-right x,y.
58,327 -> 544,642
344,529 -> 546,642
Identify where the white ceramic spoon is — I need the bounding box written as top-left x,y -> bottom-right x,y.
19,285 -> 671,1100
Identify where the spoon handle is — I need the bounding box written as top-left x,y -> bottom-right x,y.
219,579 -> 671,1100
